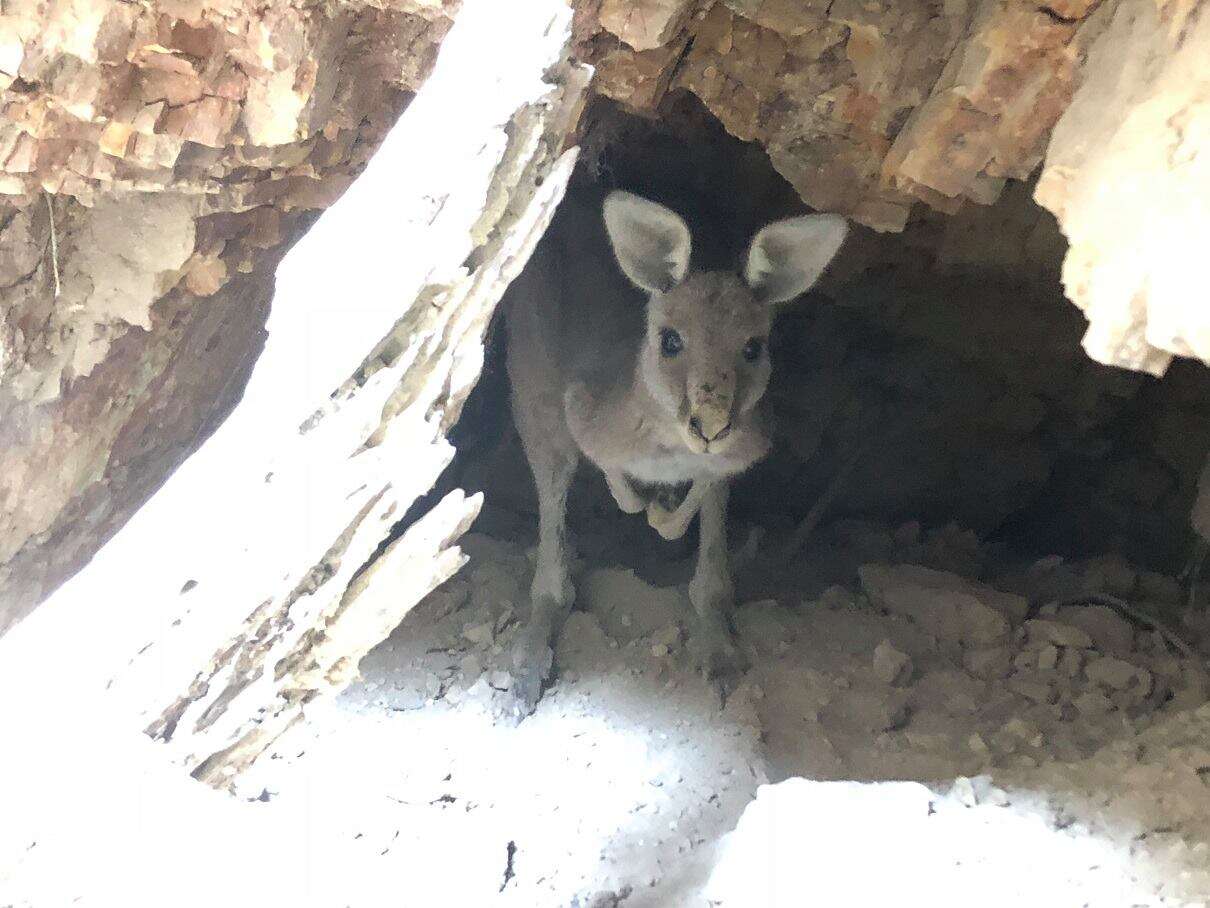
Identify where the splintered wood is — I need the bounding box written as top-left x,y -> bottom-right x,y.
5,0 -> 588,790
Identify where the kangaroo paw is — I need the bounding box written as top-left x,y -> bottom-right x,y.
686,605 -> 748,703
605,471 -> 646,515
647,499 -> 692,540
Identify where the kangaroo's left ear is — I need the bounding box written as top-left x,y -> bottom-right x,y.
744,213 -> 849,304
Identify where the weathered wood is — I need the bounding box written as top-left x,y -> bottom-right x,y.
0,0 -> 588,790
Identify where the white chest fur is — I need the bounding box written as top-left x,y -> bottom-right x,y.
623,448 -> 726,485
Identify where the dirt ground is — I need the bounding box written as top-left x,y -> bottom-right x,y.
238,507 -> 1210,907
6,504 -> 1210,907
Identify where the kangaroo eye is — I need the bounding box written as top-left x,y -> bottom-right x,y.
659,328 -> 683,357
742,337 -> 764,362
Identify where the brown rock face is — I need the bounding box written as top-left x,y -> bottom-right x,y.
579,0 -> 1210,380
579,0 -> 1096,232
0,0 -> 455,631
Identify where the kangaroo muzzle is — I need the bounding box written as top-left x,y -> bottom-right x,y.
688,382 -> 733,444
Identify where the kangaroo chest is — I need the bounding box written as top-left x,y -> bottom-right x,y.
623,447 -> 720,485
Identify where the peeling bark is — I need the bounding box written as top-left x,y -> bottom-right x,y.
14,0 -> 587,788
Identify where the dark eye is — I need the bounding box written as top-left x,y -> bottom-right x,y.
659,328 -> 683,357
742,337 -> 764,362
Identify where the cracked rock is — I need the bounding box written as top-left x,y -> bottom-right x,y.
859,564 -> 1019,647
872,640 -> 914,687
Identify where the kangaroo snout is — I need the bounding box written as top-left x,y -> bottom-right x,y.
688,404 -> 732,445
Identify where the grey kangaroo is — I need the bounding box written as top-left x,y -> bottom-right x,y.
503,188 -> 848,717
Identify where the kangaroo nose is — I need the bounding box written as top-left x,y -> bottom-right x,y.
689,415 -> 732,444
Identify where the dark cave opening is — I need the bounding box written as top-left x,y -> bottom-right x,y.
435,93 -> 1210,591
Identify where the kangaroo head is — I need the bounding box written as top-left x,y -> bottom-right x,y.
602,190 -> 848,455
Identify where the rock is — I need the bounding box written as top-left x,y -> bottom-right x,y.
823,690 -> 908,734
1006,675 -> 1057,705
1036,644 -> 1059,672
1024,619 -> 1094,650
462,621 -> 495,646
872,640 -> 913,686
598,0 -> 695,51
949,775 -> 1008,808
580,568 -> 684,644
859,564 -> 1020,647
1053,605 -> 1134,655
735,600 -> 795,658
1085,656 -> 1152,695
964,645 -> 1013,680
1057,648 -> 1084,678
1072,689 -> 1115,717
992,718 -> 1042,754
651,625 -> 682,649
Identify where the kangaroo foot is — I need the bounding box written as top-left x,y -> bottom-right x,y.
488,597 -> 569,724
686,605 -> 749,703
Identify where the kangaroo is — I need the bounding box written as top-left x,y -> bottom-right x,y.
502,188 -> 848,718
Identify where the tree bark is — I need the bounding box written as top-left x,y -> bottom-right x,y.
0,0 -> 589,790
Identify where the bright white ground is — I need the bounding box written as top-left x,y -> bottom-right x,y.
4,520 -> 1210,907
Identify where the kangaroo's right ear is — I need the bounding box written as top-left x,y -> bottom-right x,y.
602,191 -> 692,294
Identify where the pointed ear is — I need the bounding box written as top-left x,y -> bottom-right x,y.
744,213 -> 848,304
602,191 -> 692,294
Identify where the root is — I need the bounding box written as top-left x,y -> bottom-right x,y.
1051,592 -> 1200,662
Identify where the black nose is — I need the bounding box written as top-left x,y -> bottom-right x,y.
689,418 -> 731,443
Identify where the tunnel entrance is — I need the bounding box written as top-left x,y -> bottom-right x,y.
246,95 -> 1210,904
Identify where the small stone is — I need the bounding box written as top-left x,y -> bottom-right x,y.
652,644 -> 669,658
1007,676 -> 1057,704
825,690 -> 907,733
1073,689 -> 1115,716
1058,648 -> 1084,677
950,776 -> 980,807
953,779 -> 1011,808
1024,618 -> 1094,650
1054,605 -> 1134,654
1013,651 -> 1036,672
1037,644 -> 1059,671
964,645 -> 1012,679
651,625 -> 681,648
1053,702 -> 1078,722
968,733 -> 989,753
462,621 -> 495,646
1085,655 -> 1150,692
873,640 -> 914,686
858,564 -> 1018,645
1002,718 -> 1037,740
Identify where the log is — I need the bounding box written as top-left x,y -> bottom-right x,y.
0,0 -> 589,790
